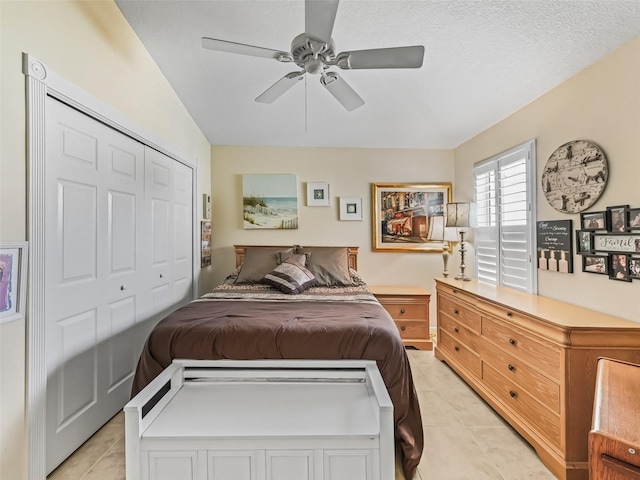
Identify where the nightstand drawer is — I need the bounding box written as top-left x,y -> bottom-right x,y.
395,320 -> 429,339
378,301 -> 427,320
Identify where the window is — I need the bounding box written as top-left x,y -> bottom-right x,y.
473,140 -> 537,293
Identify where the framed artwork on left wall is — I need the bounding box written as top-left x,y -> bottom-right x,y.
0,242 -> 28,324
201,221 -> 212,267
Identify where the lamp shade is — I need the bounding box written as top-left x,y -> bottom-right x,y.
427,215 -> 445,241
444,227 -> 460,242
445,202 -> 478,229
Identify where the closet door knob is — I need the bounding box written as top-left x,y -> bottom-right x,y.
120,285 -> 126,291
159,273 -> 164,278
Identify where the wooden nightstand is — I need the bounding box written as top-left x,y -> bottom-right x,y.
370,286 -> 432,351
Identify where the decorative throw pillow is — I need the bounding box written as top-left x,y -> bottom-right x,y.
235,247 -> 294,284
295,246 -> 353,286
262,258 -> 317,294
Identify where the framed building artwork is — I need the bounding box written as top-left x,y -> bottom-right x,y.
372,182 -> 452,252
0,242 -> 28,324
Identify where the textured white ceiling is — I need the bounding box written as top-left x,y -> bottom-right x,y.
115,0 -> 640,149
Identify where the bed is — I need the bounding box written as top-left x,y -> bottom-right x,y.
131,245 -> 423,478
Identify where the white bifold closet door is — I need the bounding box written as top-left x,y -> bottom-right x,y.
44,97 -> 193,473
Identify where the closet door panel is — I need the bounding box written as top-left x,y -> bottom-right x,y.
172,161 -> 193,304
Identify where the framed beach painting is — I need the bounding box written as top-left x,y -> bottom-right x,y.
372,182 -> 452,252
0,242 -> 28,324
242,174 -> 299,229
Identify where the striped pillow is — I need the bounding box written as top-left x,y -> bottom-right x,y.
262,258 -> 317,294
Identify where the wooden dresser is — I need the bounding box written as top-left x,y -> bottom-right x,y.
589,358 -> 640,479
434,278 -> 640,480
370,286 -> 432,350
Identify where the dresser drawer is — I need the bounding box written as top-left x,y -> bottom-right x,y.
439,329 -> 482,378
483,362 -> 561,448
378,300 -> 427,320
395,320 -> 429,339
439,293 -> 481,334
482,316 -> 561,382
482,338 -> 560,413
439,314 -> 481,354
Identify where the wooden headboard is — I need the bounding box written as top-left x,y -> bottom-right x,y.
234,245 -> 359,271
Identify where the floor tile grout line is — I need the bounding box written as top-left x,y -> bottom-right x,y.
76,432 -> 123,480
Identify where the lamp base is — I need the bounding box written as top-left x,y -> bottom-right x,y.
455,231 -> 471,281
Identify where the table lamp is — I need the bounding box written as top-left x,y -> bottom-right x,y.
445,202 -> 477,281
427,215 -> 459,277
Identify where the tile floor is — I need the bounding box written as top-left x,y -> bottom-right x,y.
48,349 -> 557,480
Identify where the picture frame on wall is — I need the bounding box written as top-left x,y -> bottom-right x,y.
580,211 -> 606,231
0,242 -> 28,325
630,257 -> 640,279
306,182 -> 330,207
576,230 -> 593,254
582,254 -> 608,275
629,208 -> 640,230
372,182 -> 452,252
339,197 -> 363,221
609,253 -> 631,281
201,221 -> 212,267
607,205 -> 628,232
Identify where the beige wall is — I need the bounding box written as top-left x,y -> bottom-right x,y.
454,35 -> 640,323
210,146 -> 455,298
0,2 -> 211,479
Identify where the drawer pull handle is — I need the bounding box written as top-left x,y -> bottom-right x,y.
400,326 -> 406,331
454,309 -> 459,315
630,448 -> 637,455
453,327 -> 459,333
509,338 -> 516,346
509,390 -> 517,398
400,308 -> 405,314
453,289 -> 458,294
454,346 -> 460,352
508,364 -> 515,371
506,312 -> 512,317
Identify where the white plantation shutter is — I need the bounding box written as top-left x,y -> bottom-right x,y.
473,140 -> 537,293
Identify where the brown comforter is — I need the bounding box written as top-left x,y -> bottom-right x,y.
131,284 -> 423,478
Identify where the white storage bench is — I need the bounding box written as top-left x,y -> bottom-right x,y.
124,359 -> 394,480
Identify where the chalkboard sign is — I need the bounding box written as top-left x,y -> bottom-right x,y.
536,220 -> 573,273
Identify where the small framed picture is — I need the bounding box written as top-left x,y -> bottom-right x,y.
628,208 -> 640,230
576,230 -> 593,254
200,221 -> 212,267
0,242 -> 29,324
306,182 -> 330,207
609,253 -> 631,282
607,205 -> 629,232
339,197 -> 363,221
630,257 -> 640,279
580,211 -> 606,231
582,254 -> 608,275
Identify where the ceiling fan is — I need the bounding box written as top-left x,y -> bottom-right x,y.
201,0 -> 424,111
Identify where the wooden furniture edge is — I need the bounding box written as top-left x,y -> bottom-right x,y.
234,245 -> 359,270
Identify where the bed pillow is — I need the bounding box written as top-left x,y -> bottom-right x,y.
295,246 -> 353,286
262,258 -> 317,294
235,247 -> 294,284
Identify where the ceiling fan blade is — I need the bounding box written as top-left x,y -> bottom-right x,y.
337,45 -> 425,69
202,37 -> 291,61
305,0 -> 339,44
320,72 -> 364,111
255,72 -> 305,104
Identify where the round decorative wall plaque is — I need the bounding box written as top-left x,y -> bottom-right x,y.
541,140 -> 608,213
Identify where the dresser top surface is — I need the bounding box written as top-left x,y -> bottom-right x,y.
435,278 -> 640,330
369,285 -> 430,297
